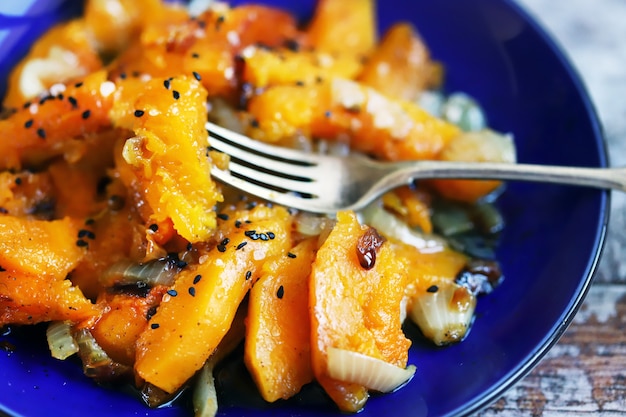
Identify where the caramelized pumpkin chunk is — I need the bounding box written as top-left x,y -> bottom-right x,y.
112,76 -> 222,242
247,79 -> 460,161
0,269 -> 98,326
0,216 -> 85,277
135,205 -> 292,394
309,211 -> 411,412
244,237 -> 317,402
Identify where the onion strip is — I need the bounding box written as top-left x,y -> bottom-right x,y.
326,347 -> 415,393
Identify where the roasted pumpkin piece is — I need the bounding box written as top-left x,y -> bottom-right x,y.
84,0 -> 168,54
247,78 -> 461,161
309,211 -> 411,412
357,23 -> 441,102
429,130 -> 517,202
306,0 -> 376,57
244,237 -> 317,403
3,20 -> 102,108
0,216 -> 85,277
0,171 -> 55,218
134,205 -> 293,394
0,70 -> 116,171
0,269 -> 99,326
240,46 -> 363,89
90,286 -> 167,366
111,75 -> 222,243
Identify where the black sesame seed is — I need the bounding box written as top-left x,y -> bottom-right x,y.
173,90 -> 180,100
427,285 -> 439,293
23,101 -> 31,109
283,38 -> 300,52
276,285 -> 284,299
74,82 -> 83,88
236,241 -> 247,250
244,230 -> 257,237
85,218 -> 95,225
287,252 -> 296,259
151,323 -> 160,329
68,96 -> 78,108
295,80 -> 305,87
217,213 -> 229,221
14,177 -> 22,185
245,270 -> 252,280
193,274 -> 202,284
134,109 -> 145,117
81,110 -> 91,119
36,128 -> 46,139
235,220 -> 242,228
188,287 -> 196,297
176,259 -> 188,268
217,245 -> 227,253
259,233 -> 269,241
78,229 -> 96,239
192,71 -> 202,81
0,265 -> 5,272
249,118 -> 260,128
148,223 -> 159,232
267,232 -> 275,239
164,79 -> 171,89
56,93 -> 64,100
76,239 -> 88,248
24,119 -> 33,128
191,52 -> 200,59
221,238 -> 230,246
167,289 -> 178,297
324,110 -> 332,118
120,72 -> 127,79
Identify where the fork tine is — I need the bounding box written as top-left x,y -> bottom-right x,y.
206,122 -> 320,165
224,161 -> 321,196
210,166 -> 327,211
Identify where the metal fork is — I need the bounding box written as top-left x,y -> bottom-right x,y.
207,122 -> 624,214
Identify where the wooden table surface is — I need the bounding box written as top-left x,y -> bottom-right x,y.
479,1 -> 626,415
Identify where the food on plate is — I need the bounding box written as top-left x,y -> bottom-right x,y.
0,0 -> 514,415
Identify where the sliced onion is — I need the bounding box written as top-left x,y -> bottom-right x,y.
74,328 -> 130,382
100,259 -> 178,287
326,347 -> 416,393
46,321 -> 79,360
409,281 -> 476,346
193,362 -> 218,417
361,204 -> 446,253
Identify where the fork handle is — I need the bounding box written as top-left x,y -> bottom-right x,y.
387,160 -> 626,192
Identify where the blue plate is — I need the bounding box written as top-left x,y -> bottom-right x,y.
0,1 -> 608,416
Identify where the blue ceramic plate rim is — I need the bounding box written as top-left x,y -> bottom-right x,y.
0,1 -> 609,416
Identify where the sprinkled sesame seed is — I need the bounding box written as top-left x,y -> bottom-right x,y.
164,79 -> 171,89
148,224 -> 159,232
188,287 -> 196,297
191,52 -> 200,58
250,118 -> 260,128
259,233 -> 269,241
193,274 -> 202,284
427,285 -> 439,293
36,128 -> 46,139
68,96 -> 78,108
192,71 -> 202,81
245,270 -> 252,280
85,218 -> 95,225
236,241 -> 247,250
287,252 -> 296,259
221,238 -> 230,246
76,239 -> 88,248
277,285 -> 284,299
74,82 -> 83,88
151,323 -> 160,329
167,289 -> 178,297
217,245 -> 227,253
173,90 -> 180,100
267,232 -> 275,239
24,119 -> 33,128
217,213 -> 229,221
134,109 -> 145,117
78,229 -> 96,239
14,177 -> 22,185
235,220 -> 242,228
81,110 -> 91,119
